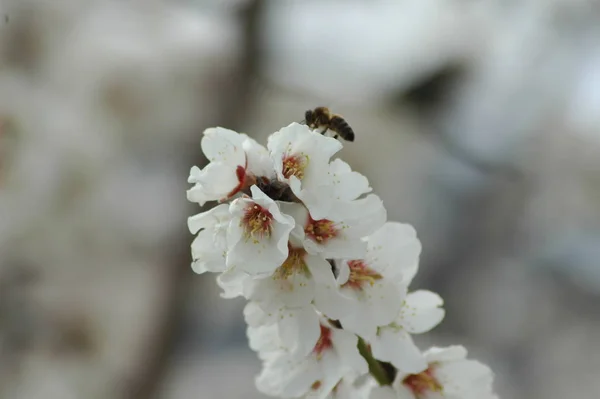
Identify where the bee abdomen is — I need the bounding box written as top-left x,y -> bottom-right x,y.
330,116 -> 355,142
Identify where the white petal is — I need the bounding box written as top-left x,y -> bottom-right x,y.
247,268 -> 315,308
336,260 -> 350,286
312,261 -> 352,321
390,383 -> 417,399
216,267 -> 249,298
227,234 -> 288,275
307,373 -> 341,399
247,323 -> 280,355
185,184 -> 212,206
268,122 -> 311,155
259,355 -> 321,398
278,305 -> 321,357
371,329 -> 427,373
244,301 -> 270,327
279,201 -> 309,245
295,178 -> 337,221
187,162 -> 240,203
332,328 -> 368,376
366,222 -> 421,284
317,351 -> 347,398
330,194 -> 387,238
368,386 -> 399,399
187,203 -> 230,234
329,158 -> 371,202
190,230 -> 226,273
424,345 -> 468,363
338,281 -> 405,338
435,358 -> 495,397
188,165 -> 202,183
244,137 -> 275,178
398,290 -> 445,334
201,126 -> 246,164
305,234 -> 368,259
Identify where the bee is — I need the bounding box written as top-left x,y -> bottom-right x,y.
304,107 -> 355,142
254,176 -> 299,202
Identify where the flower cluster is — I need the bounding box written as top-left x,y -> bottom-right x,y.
187,122 -> 499,398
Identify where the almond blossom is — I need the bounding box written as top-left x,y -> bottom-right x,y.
256,318 -> 368,399
370,290 -> 445,373
243,242 -> 338,310
227,185 -> 295,275
369,346 -> 498,399
268,123 -> 342,219
185,120 -> 500,399
187,203 -> 231,274
187,127 -> 272,205
245,301 -> 321,359
313,222 -> 422,338
283,195 -> 386,260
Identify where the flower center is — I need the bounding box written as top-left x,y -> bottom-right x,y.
342,260 -> 383,290
272,247 -> 309,280
312,324 -> 333,359
305,217 -> 339,244
402,366 -> 443,398
241,203 -> 273,241
282,153 -> 308,179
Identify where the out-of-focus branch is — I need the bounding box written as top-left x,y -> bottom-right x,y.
124,2 -> 265,398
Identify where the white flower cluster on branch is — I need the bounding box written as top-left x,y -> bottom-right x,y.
187,122 -> 499,399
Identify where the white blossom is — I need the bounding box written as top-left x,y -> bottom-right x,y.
328,158 -> 372,221
317,375 -> 377,399
370,290 -> 445,373
215,266 -> 251,299
283,195 -> 386,260
314,222 -> 422,339
268,123 -> 343,219
369,346 -> 498,399
187,203 -> 231,274
245,301 -> 321,359
226,185 -> 295,275
244,243 -> 338,311
256,318 -> 368,399
184,118 -> 500,399
187,128 -> 273,206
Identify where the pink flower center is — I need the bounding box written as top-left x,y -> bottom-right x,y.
273,247 -> 309,280
305,217 -> 339,244
402,365 -> 443,398
342,260 -> 383,290
282,153 -> 308,179
241,203 -> 273,241
312,324 -> 333,359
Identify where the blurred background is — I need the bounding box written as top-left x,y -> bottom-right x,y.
1,0 -> 599,398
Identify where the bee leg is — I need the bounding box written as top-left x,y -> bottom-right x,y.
333,134 -> 339,139
320,127 -> 328,136
300,120 -> 306,124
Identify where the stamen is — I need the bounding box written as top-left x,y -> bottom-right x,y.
272,247 -> 309,280
241,203 -> 273,242
341,260 -> 383,290
282,153 -> 308,179
402,365 -> 443,397
305,217 -> 339,244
